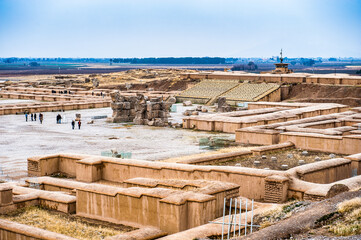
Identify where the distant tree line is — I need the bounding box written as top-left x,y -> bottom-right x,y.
112,57 -> 226,64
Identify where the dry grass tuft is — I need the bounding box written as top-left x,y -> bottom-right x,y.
2,206 -> 129,240
328,197 -> 361,236
255,201 -> 309,229
337,197 -> 361,213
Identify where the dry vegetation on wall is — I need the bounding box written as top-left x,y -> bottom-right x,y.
1,206 -> 135,240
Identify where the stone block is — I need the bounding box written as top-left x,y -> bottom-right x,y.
123,102 -> 131,110
146,103 -> 153,111
133,118 -> 144,125
152,103 -> 161,110
0,186 -> 13,206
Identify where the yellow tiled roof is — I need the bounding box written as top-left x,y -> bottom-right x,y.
178,80 -> 239,98
220,82 -> 280,101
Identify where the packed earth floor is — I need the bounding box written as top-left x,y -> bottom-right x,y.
0,102 -> 234,181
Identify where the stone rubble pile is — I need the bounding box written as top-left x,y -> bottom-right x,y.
110,91 -> 170,127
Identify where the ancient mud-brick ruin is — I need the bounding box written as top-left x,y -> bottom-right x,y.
111,91 -> 170,126
110,92 -> 137,122
1,70 -> 361,239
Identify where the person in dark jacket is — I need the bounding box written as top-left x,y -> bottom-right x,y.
56,114 -> 62,124
39,113 -> 43,124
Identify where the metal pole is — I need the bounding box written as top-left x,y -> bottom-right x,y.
244,199 -> 248,236
221,198 -> 226,240
250,199 -> 254,233
239,199 -> 242,236
227,198 -> 233,240
233,198 -> 237,237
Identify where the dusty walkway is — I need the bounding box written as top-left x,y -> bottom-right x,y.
0,106 -> 233,181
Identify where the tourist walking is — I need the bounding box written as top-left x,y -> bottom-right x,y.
25,112 -> 28,122
39,113 -> 43,124
31,113 -> 34,121
56,114 -> 62,124
78,120 -> 81,129
71,120 -> 75,129
34,113 -> 37,121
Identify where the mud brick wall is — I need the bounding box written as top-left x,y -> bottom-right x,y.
264,176 -> 289,203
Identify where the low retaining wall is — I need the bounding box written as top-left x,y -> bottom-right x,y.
289,158 -> 352,184
279,132 -> 361,155
105,227 -> 167,240
28,154 -> 280,201
76,184 -> 216,234
181,72 -> 361,86
0,100 -> 110,116
0,219 -> 77,240
184,103 -> 347,133
176,142 -> 294,165
28,151 -> 361,203
0,184 -> 76,214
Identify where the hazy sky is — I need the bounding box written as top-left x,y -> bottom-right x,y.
0,0 -> 360,58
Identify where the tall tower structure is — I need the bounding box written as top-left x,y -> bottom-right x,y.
272,49 -> 293,74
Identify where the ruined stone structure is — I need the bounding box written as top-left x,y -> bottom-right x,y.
217,97 -> 231,112
0,147 -> 355,239
0,85 -> 111,115
110,92 -> 137,122
183,102 -> 361,155
111,91 -> 170,126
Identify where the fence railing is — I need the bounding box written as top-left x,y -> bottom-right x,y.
209,197 -> 259,239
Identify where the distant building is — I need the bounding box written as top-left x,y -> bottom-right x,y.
272,49 -> 293,74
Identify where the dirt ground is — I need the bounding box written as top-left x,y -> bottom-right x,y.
0,103 -> 234,181
210,149 -> 343,170
93,69 -> 196,91
286,84 -> 361,107
0,68 -> 199,92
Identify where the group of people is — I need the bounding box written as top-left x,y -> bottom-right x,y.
25,112 -> 82,130
71,120 -> 81,129
57,114 -> 81,129
25,112 -> 44,124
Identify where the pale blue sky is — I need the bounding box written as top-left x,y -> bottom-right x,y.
0,0 -> 360,58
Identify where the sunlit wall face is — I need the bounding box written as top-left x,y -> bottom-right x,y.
0,0 -> 360,58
